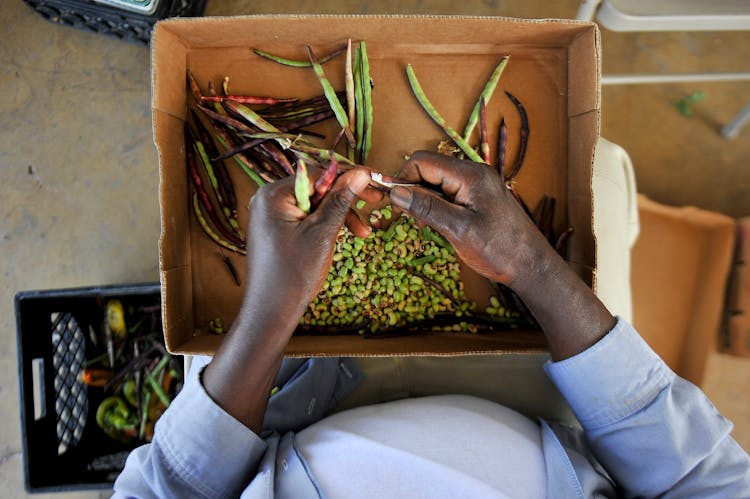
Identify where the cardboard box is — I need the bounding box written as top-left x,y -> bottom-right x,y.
631,195 -> 736,386
722,217 -> 750,358
152,15 -> 601,356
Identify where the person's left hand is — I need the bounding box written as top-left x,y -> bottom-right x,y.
237,167 -> 376,335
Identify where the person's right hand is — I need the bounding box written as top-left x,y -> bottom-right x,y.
389,151 -> 553,288
391,150 -> 615,361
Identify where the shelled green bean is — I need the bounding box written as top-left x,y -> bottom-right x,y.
301,208 -> 476,333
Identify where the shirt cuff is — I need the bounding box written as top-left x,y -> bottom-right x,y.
544,317 -> 675,430
154,360 -> 268,497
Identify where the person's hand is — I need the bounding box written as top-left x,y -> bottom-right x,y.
204,167 -> 377,431
388,151 -> 553,288
389,150 -> 614,361
239,167 -> 376,333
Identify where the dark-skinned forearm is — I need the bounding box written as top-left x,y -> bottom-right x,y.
510,240 -> 616,362
200,170 -> 371,434
202,302 -> 299,433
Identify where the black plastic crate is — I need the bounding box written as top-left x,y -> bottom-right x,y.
15,283 -> 165,492
23,0 -> 206,45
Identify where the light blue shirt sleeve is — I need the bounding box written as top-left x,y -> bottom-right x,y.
545,318 -> 750,497
112,357 -> 268,498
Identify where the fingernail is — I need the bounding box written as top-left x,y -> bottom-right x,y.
348,170 -> 370,194
389,186 -> 412,209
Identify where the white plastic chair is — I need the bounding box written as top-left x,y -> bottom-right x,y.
577,0 -> 750,138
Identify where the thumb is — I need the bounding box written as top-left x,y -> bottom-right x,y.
306,169 -> 370,229
390,186 -> 468,241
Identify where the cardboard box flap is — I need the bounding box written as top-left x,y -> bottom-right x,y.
567,25 -> 601,119
722,217 -> 750,357
154,111 -> 191,272
151,24 -> 188,119
156,15 -> 598,50
567,109 -> 598,284
632,195 -> 735,385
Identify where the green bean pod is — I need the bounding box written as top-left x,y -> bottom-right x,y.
353,45 -> 365,163
406,65 -> 483,163
253,47 -> 344,68
226,131 -> 355,166
462,56 -> 509,142
295,160 -> 312,214
479,97 -> 491,164
194,142 -> 244,237
214,134 -> 267,187
288,143 -> 356,166
360,41 -> 374,162
223,101 -> 284,136
345,39 -> 356,161
306,45 -> 355,148
191,193 -> 247,255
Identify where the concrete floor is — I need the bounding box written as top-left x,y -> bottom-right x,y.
1,0 -> 749,496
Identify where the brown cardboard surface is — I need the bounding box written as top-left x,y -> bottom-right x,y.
730,218 -> 750,312
726,314 -> 750,358
632,195 -> 735,385
722,217 -> 750,358
152,15 -> 600,356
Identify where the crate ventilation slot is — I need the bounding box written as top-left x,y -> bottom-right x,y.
51,312 -> 88,456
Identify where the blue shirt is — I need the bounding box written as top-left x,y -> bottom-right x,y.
113,319 -> 750,497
